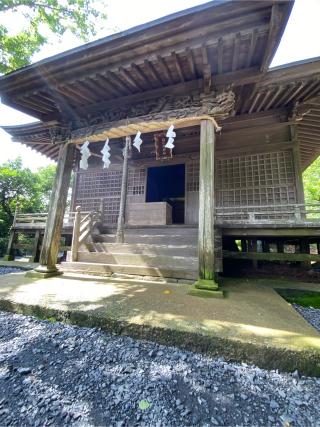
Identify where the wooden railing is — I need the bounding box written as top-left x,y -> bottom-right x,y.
215,203 -> 320,224
71,207 -> 101,261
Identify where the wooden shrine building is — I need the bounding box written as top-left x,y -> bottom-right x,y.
1,0 -> 320,295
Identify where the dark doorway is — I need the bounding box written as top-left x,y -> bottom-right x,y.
146,164 -> 185,223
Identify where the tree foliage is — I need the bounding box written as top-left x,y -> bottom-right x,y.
303,156 -> 320,204
0,158 -> 56,254
0,0 -> 107,73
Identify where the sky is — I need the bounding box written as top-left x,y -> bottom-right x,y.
0,0 -> 320,171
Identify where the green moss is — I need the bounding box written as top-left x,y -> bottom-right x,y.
277,289 -> 320,309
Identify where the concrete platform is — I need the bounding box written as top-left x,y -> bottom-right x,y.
0,269 -> 319,375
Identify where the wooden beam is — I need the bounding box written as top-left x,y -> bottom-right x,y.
144,60 -> 163,87
264,85 -> 283,110
171,51 -> 185,83
223,251 -> 320,262
260,3 -> 282,72
217,38 -> 223,74
97,75 -> 122,97
246,29 -> 258,68
106,71 -> 132,94
232,32 -> 241,71
156,55 -> 174,85
118,67 -> 144,91
186,47 -> 197,79
131,63 -> 150,89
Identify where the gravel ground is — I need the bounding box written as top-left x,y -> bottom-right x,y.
0,267 -> 24,275
0,312 -> 320,426
294,304 -> 320,333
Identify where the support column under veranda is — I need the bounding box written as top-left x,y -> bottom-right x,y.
26,142 -> 75,278
188,119 -> 223,298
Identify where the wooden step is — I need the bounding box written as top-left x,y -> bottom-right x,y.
67,251 -> 198,270
95,233 -> 197,245
85,242 -> 197,257
61,261 -> 197,280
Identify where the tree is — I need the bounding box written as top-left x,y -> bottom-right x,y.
303,156 -> 320,204
0,158 -> 56,254
0,0 -> 107,74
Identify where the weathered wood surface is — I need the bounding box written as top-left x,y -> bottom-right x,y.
116,137 -> 130,243
70,91 -> 235,144
36,143 -> 75,273
198,119 -> 215,280
223,250 -> 320,263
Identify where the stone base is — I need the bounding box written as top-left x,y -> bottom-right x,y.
3,255 -> 14,261
26,265 -> 62,279
188,285 -> 224,298
188,279 -> 224,298
194,279 -> 219,291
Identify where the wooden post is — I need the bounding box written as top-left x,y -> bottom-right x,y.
300,238 -> 310,269
116,136 -> 130,243
291,125 -> 305,205
71,206 -> 81,262
29,229 -> 41,262
188,119 -> 222,298
28,143 -> 75,277
317,242 -> 320,255
241,239 -> 248,252
4,203 -> 19,261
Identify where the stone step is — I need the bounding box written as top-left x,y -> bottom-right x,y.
67,251 -> 198,270
61,261 -> 197,280
85,242 -> 197,257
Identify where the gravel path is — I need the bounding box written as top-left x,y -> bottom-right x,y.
0,267 -> 24,275
294,304 -> 320,333
0,312 -> 320,427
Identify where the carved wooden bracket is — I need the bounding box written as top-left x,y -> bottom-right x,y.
70,90 -> 235,144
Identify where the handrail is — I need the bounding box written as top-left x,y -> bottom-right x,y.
71,207 -> 101,261
215,202 -> 320,223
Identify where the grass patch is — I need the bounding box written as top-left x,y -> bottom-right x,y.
277,288 -> 320,309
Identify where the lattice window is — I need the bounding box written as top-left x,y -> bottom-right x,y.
216,150 -> 296,207
75,198 -> 101,213
186,161 -> 199,192
128,168 -> 146,195
77,170 -> 122,199
103,198 -> 120,224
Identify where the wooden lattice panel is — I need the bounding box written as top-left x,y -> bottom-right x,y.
186,160 -> 200,192
128,168 -> 146,196
77,169 -> 122,199
216,150 -> 297,207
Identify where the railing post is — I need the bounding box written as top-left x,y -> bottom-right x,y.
4,202 -> 19,261
71,206 -> 81,262
294,205 -> 302,221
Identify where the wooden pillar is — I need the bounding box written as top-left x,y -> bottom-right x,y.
4,230 -> 16,261
291,125 -> 305,205
300,238 -> 310,269
241,239 -> 248,252
251,239 -> 258,269
116,136 -> 130,243
29,230 -> 40,262
30,143 -> 75,277
189,120 -> 222,297
71,206 -> 81,262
